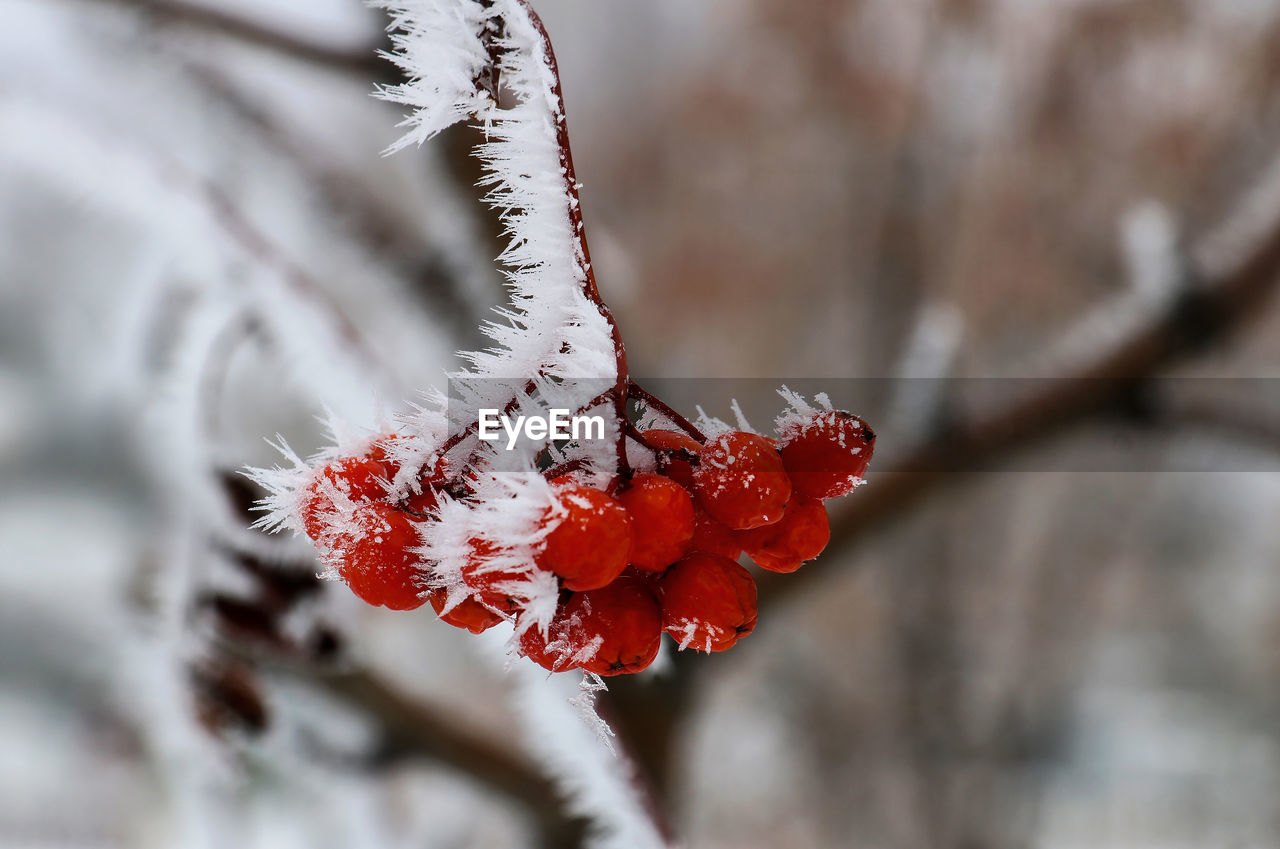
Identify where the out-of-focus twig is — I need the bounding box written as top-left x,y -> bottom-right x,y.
75,0 -> 389,78
306,665 -> 588,849
762,151 -> 1280,606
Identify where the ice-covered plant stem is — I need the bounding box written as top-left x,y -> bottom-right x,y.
250,0 -> 875,679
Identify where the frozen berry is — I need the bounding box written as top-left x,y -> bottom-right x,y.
536,485 -> 633,591
658,552 -> 757,652
693,431 -> 791,530
779,410 -> 874,500
302,454 -> 393,540
688,504 -> 743,561
737,496 -> 830,573
520,578 -> 662,675
641,428 -> 701,488
428,587 -> 503,634
618,473 -> 695,572
332,504 -> 426,610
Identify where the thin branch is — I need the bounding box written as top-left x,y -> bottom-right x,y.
74,0 -> 389,78
262,660 -> 588,849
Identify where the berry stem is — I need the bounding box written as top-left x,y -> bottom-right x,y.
627,380 -> 706,442
513,0 -> 632,479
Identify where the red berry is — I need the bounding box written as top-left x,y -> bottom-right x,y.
520,578 -> 662,675
536,485 -> 633,591
428,587 -> 503,634
658,552 -> 757,652
332,504 -> 426,610
302,454 -> 394,540
641,428 -> 701,489
617,474 -> 695,572
737,496 -> 830,573
692,431 -> 791,530
779,411 -> 874,500
689,504 -> 743,561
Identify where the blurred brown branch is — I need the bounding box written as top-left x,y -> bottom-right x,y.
78,0 -> 388,77
307,665 -> 588,849
761,156 -> 1280,606
602,147 -> 1280,810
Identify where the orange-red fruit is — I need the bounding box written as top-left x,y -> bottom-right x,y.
537,485 -> 633,591
520,578 -> 663,675
692,431 -> 792,531
618,473 -> 695,572
641,428 -> 701,489
428,588 -> 503,634
779,411 -> 875,500
302,454 -> 394,540
737,497 -> 830,573
658,552 -> 758,652
689,504 -> 743,561
333,504 -> 426,611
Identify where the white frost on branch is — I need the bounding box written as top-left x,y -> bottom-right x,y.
377,0 -> 618,389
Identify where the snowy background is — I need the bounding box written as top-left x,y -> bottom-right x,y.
6,0 -> 1280,847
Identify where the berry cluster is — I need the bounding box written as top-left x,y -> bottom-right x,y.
295,401 -> 874,676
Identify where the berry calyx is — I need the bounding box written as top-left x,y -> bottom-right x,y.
658,552 -> 758,652
779,410 -> 875,500
331,503 -> 426,611
737,496 -> 830,573
692,431 -> 792,531
617,473 -> 695,572
536,485 -> 633,591
641,428 -> 701,488
520,578 -> 662,675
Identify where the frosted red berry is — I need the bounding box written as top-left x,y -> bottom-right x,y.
333,503 -> 426,610
617,473 -> 695,572
641,428 -> 701,489
779,411 -> 875,500
536,485 -> 633,591
658,552 -> 758,652
692,431 -> 792,531
520,578 -> 662,675
302,454 -> 394,540
428,587 -> 503,634
738,496 -> 830,573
